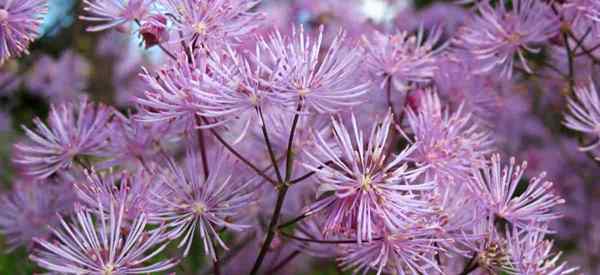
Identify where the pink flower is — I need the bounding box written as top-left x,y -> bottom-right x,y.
406,89 -> 493,184
456,0 -> 559,78
80,0 -> 153,32
303,112 -> 433,243
0,0 -> 47,63
468,154 -> 565,229
150,147 -> 256,259
30,198 -> 178,274
12,98 -> 113,179
259,25 -> 370,113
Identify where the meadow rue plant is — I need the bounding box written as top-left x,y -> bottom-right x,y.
3,0 -> 600,274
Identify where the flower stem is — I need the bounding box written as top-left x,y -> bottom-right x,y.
249,103 -> 302,275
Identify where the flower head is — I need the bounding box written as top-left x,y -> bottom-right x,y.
27,50 -> 90,102
13,98 -> 113,179
259,25 -> 370,113
468,154 -> 565,229
303,112 -> 433,243
0,181 -> 75,251
30,198 -> 178,274
507,226 -> 578,275
80,0 -> 153,32
135,59 -> 204,133
456,0 -> 559,78
162,0 -> 263,47
151,147 -> 256,259
563,81 -> 600,154
406,90 -> 493,184
362,27 -> 441,89
338,228 -> 443,275
0,0 -> 47,63
74,168 -> 165,222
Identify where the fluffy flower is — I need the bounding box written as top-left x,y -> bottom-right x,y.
337,228 -> 443,275
99,113 -> 163,168
468,154 -> 565,229
162,0 -> 263,46
135,59 -> 204,132
507,226 -> 578,275
0,0 -> 48,63
562,0 -> 600,36
406,90 -> 493,184
0,181 -> 75,251
12,98 -> 113,179
456,0 -> 559,78
80,0 -> 153,32
303,112 -> 433,243
26,50 -> 90,102
74,168 -> 165,221
30,199 -> 178,274
193,45 -> 278,142
563,81 -> 600,153
361,28 -> 441,89
151,148 -> 256,259
259,25 -> 370,113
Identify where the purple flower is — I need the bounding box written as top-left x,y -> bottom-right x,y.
259,25 -> 370,113
562,0 -> 600,36
406,89 -> 493,184
136,59 -> 204,132
0,180 -> 75,251
195,45 -> 279,141
26,50 -> 90,102
0,0 -> 47,63
80,0 -> 153,32
361,28 -> 441,89
150,147 -> 256,259
507,226 -> 578,275
30,199 -> 178,274
337,228 -> 443,275
12,98 -> 113,179
563,81 -> 600,153
468,154 -> 565,229
433,55 -> 501,123
459,220 -> 516,273
162,0 -> 263,47
456,0 -> 559,78
99,113 -> 163,168
303,112 -> 433,243
74,168 -> 165,222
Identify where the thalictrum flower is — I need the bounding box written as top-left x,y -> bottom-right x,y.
361,27 -> 442,89
161,0 -> 263,46
30,199 -> 178,274
151,147 -> 256,259
0,181 -> 75,251
507,226 -> 578,275
303,112 -> 433,243
456,0 -> 559,78
337,228 -> 443,275
468,154 -> 565,230
80,0 -> 153,32
259,25 -> 370,113
563,81 -> 600,154
406,90 -> 493,184
12,98 -> 113,179
0,0 -> 48,63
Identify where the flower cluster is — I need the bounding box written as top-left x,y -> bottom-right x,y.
3,0 -> 600,274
